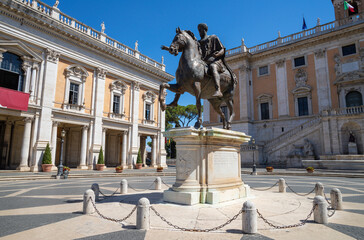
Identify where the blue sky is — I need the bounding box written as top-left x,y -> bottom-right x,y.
41,0 -> 335,106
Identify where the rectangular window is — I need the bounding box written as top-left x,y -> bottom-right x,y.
298,97 -> 309,116
220,106 -> 229,122
68,83 -> 79,105
260,102 -> 270,120
113,95 -> 120,114
145,103 -> 151,120
294,56 -> 305,67
258,66 -> 269,76
342,44 -> 356,56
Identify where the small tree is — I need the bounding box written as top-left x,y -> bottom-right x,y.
136,148 -> 142,164
97,146 -> 104,164
42,143 -> 52,164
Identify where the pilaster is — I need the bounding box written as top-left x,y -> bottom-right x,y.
130,81 -> 140,166
17,117 -> 32,171
275,59 -> 290,117
314,49 -> 332,112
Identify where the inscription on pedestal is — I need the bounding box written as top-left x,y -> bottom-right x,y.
213,151 -> 238,179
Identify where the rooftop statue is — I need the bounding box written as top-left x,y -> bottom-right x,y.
159,24 -> 237,129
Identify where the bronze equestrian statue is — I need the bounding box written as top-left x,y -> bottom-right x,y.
159,23 -> 237,129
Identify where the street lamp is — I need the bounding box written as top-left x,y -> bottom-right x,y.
251,138 -> 257,175
57,129 -> 66,177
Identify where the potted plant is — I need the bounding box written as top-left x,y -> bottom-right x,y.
306,167 -> 314,173
136,148 -> 143,169
42,143 -> 53,172
96,147 -> 105,171
63,166 -> 70,179
266,166 -> 274,172
157,166 -> 163,172
115,166 -> 123,173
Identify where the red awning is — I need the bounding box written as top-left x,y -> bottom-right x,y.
0,87 -> 30,111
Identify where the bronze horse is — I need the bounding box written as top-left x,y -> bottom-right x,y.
159,27 -> 237,129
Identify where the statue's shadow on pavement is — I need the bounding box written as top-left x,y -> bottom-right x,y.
98,192 -> 164,205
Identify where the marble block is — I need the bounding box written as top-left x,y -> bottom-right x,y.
163,127 -> 251,205
348,142 -> 358,154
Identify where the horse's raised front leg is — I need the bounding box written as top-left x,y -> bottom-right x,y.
192,82 -> 202,129
159,83 -> 183,111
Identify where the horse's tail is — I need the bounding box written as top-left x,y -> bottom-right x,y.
222,55 -> 237,87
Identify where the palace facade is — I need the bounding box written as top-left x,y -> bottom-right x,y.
204,0 -> 364,169
0,0 -> 173,171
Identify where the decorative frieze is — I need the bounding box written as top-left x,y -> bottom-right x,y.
46,48 -> 60,63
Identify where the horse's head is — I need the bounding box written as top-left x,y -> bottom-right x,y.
168,27 -> 187,56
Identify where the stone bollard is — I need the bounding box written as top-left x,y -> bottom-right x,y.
315,182 -> 324,197
313,196 -> 328,224
83,189 -> 95,214
155,177 -> 162,190
278,178 -> 286,193
136,198 -> 150,230
91,183 -> 100,201
120,179 -> 128,194
242,201 -> 257,234
330,188 -> 343,210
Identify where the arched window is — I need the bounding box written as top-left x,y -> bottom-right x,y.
0,52 -> 24,91
348,1 -> 359,16
346,91 -> 363,107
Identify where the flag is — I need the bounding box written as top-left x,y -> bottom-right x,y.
344,1 -> 355,12
302,17 -> 307,30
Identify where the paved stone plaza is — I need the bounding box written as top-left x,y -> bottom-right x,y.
0,174 -> 363,239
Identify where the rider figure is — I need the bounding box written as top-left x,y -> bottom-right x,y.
198,23 -> 225,98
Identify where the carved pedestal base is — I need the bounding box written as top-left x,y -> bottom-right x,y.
348,142 -> 358,154
163,127 -> 251,205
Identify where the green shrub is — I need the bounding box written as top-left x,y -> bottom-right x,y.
136,148 -> 142,164
306,167 -> 314,171
97,147 -> 104,164
42,143 -> 52,164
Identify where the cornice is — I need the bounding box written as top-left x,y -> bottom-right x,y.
0,1 -> 174,82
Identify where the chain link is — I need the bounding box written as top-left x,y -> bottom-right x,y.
128,181 -> 156,192
257,204 -> 316,229
99,187 -> 120,198
161,179 -> 172,188
323,192 -> 332,205
327,207 -> 336,218
250,181 -> 279,191
150,205 -> 245,232
89,198 -> 137,223
285,183 -> 315,196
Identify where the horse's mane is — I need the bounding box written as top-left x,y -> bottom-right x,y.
184,30 -> 198,42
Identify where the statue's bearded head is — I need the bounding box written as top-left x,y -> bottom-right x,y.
198,23 -> 208,37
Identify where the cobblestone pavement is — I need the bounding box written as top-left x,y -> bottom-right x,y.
0,175 -> 363,239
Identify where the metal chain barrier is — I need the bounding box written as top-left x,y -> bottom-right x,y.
99,187 -> 120,198
250,181 -> 279,191
323,192 -> 332,205
257,204 -> 316,229
128,180 -> 156,192
161,179 -> 172,188
89,198 -> 137,223
285,183 -> 315,196
150,205 -> 245,232
327,207 -> 336,218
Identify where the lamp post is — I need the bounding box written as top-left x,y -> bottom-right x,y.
251,138 -> 257,175
57,129 -> 66,177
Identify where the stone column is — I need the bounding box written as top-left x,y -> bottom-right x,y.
102,128 -> 106,156
314,49 -> 331,112
275,59 -> 290,117
34,49 -> 60,171
21,57 -> 32,93
51,121 -> 58,170
17,118 -> 32,171
152,135 -> 157,167
159,105 -> 167,168
30,64 -> 39,101
78,126 -> 88,169
30,113 -> 39,172
130,82 -> 140,165
3,121 -> 13,168
91,68 -> 107,168
121,131 -> 127,168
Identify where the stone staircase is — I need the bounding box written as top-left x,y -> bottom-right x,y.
302,155 -> 364,170
264,116 -> 321,156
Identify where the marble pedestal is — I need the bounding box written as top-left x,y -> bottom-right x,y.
163,127 -> 251,205
348,142 -> 358,154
